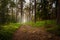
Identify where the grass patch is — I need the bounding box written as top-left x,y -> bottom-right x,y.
26,20 -> 56,28
0,20 -> 59,40
25,20 -> 60,35
0,23 -> 21,40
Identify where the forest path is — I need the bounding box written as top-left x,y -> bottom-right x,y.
12,25 -> 60,40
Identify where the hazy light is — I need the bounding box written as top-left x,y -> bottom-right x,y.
52,3 -> 55,8
22,14 -> 27,23
23,18 -> 26,23
25,0 -> 29,3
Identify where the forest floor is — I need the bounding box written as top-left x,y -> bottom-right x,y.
12,25 -> 60,40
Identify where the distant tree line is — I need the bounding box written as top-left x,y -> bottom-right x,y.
0,0 -> 59,25
0,0 -> 25,24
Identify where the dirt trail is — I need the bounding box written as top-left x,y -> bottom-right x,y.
12,25 -> 60,40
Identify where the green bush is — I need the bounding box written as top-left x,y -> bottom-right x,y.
46,25 -> 60,36
26,20 -> 56,28
27,20 -> 60,36
0,23 -> 21,40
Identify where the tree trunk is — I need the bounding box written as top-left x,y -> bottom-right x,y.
29,0 -> 31,22
32,5 -> 33,21
34,0 -> 36,22
57,0 -> 60,25
12,8 -> 13,22
16,0 -> 18,22
21,1 -> 23,22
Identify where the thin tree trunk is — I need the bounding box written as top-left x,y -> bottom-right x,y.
29,0 -> 31,21
34,0 -> 36,22
29,7 -> 30,22
16,9 -> 17,22
12,8 -> 13,22
16,0 -> 18,22
32,5 -> 33,21
29,0 -> 31,22
21,1 -> 23,22
7,8 -> 8,23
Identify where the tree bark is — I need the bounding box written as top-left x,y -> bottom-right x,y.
34,0 -> 36,22
57,0 -> 60,25
21,1 -> 23,22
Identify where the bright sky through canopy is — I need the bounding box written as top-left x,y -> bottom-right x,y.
25,0 -> 29,3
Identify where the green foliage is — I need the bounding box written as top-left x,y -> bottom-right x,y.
46,25 -> 60,36
10,1 -> 16,7
36,0 -> 56,20
26,20 -> 60,36
0,23 -> 21,40
0,0 -> 16,24
26,20 -> 56,28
